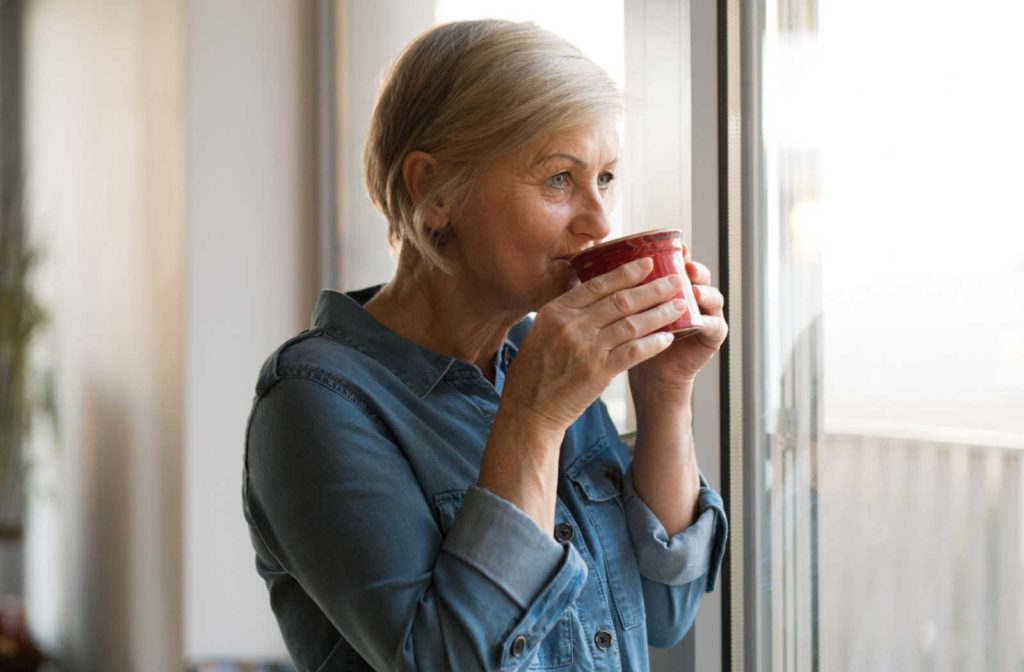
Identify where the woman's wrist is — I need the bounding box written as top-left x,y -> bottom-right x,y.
629,375 -> 694,424
477,397 -> 566,532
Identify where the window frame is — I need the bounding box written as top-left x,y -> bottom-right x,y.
718,0 -> 763,669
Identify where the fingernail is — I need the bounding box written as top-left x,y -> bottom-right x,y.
672,299 -> 688,312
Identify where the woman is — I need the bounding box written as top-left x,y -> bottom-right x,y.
244,19 -> 728,672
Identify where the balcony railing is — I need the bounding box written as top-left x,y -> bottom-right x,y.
820,427 -> 1023,671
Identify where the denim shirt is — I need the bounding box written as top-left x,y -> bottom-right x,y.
243,286 -> 728,672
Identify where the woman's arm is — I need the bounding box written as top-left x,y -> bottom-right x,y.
591,401 -> 727,648
614,250 -> 730,646
480,257 -> 685,533
245,377 -> 587,671
629,382 -> 701,536
625,249 -> 728,535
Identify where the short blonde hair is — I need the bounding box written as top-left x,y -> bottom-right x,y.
363,19 -> 623,270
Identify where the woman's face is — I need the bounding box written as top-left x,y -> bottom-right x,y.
446,118 -> 619,313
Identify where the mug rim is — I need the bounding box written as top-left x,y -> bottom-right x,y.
571,227 -> 682,261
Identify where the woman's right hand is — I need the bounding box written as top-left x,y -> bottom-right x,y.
500,257 -> 688,434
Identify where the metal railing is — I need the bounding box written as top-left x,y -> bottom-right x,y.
819,431 -> 1023,671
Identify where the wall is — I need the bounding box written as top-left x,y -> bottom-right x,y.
184,0 -> 318,661
335,0 -> 434,290
22,0 -> 186,669
23,0 -> 320,666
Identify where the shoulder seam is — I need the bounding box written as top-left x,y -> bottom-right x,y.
275,363 -> 396,440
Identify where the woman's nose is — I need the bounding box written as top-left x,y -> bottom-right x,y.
570,189 -> 612,240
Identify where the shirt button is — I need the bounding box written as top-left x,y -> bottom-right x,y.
511,635 -> 527,657
604,468 -> 622,490
595,629 -> 614,651
554,522 -> 575,542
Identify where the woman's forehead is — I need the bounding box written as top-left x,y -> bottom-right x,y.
520,122 -> 621,167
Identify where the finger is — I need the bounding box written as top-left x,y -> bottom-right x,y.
694,285 -> 724,315
618,298 -> 689,342
685,260 -> 712,286
694,314 -> 729,350
601,296 -> 688,346
562,257 -> 654,309
587,274 -> 684,327
606,330 -> 676,372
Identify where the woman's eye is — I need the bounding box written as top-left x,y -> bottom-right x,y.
547,172 -> 570,189
598,172 -> 615,189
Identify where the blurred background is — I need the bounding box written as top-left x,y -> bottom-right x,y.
0,0 -> 1021,671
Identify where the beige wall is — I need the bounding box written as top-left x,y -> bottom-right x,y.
22,0 -> 185,669
335,0 -> 433,290
184,0 -> 318,659
23,0 -> 320,667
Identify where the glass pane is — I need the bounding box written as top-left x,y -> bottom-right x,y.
757,0 -> 1024,669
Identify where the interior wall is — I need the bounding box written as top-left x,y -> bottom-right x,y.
336,0 -> 434,290
183,0 -> 318,660
23,0 -> 320,665
21,0 -> 186,669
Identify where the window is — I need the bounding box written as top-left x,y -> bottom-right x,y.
725,0 -> 1024,668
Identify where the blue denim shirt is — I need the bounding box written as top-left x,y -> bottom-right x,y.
243,286 -> 727,672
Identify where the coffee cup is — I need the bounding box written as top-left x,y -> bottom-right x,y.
570,228 -> 703,336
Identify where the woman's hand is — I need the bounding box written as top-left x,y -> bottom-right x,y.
627,248 -> 726,535
628,246 -> 728,396
500,257 -> 686,433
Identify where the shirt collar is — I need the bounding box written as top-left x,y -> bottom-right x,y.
310,286 -> 524,399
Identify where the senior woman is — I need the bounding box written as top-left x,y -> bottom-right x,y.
244,19 -> 728,672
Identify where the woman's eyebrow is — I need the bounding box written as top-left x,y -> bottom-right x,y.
533,153 -> 620,169
534,152 -> 587,168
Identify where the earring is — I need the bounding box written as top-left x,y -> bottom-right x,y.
429,222 -> 453,247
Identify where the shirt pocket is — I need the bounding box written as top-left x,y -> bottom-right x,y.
527,612 -> 574,670
433,488 -> 574,669
567,441 -> 646,631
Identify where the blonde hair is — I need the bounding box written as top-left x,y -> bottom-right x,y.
363,19 -> 623,271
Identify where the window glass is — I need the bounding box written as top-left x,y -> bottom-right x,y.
756,0 -> 1024,668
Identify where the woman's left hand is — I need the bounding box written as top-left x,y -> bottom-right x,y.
629,247 -> 728,394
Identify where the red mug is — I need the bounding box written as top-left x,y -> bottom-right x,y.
570,228 -> 703,336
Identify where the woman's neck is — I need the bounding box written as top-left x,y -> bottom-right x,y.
364,249 -> 523,384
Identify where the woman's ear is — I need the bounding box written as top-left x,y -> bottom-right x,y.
401,151 -> 447,228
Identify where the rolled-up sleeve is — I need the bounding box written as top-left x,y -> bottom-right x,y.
244,376 -> 586,671
443,486 -> 569,607
620,466 -> 728,648
440,485 -> 589,669
622,468 -> 727,591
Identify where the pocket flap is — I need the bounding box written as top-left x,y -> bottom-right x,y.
567,445 -> 623,502
433,488 -> 467,533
